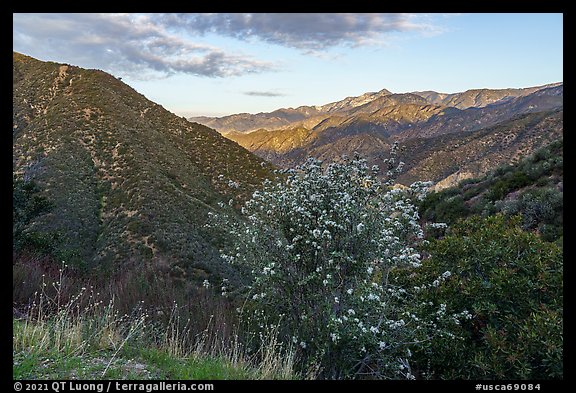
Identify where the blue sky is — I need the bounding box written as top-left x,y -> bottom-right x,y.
13,13 -> 563,117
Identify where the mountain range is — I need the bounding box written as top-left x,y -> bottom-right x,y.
190,83 -> 563,189
12,51 -> 563,285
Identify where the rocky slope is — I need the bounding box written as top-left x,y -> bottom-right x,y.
13,52 -> 275,283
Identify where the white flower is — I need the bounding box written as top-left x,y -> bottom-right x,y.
202,280 -> 210,289
437,303 -> 447,315
357,223 -> 365,233
347,309 -> 355,316
299,341 -> 307,349
379,341 -> 387,350
367,266 -> 374,275
312,229 -> 321,238
346,288 -> 353,295
429,222 -> 448,229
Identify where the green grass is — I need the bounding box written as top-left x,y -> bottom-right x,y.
13,318 -> 297,380
13,346 -> 162,379
13,345 -> 259,380
134,348 -> 255,379
12,276 -> 299,380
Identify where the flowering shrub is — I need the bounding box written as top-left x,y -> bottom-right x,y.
209,151 -> 469,378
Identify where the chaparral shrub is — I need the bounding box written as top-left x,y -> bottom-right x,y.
209,151 -> 470,379
394,214 -> 563,379
13,175 -> 55,254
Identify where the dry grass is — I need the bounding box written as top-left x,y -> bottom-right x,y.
13,265 -> 301,380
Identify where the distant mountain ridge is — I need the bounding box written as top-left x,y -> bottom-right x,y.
315,88 -> 393,113
413,82 -> 562,109
206,82 -> 562,190
189,82 -> 562,134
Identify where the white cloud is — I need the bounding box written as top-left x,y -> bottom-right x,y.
243,91 -> 287,97
155,13 -> 442,50
13,13 -> 276,79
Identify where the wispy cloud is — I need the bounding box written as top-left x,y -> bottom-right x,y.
12,13 -> 276,79
243,91 -> 287,97
155,13 -> 442,50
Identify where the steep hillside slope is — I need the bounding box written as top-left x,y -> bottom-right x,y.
397,110 -> 563,187
13,52 -> 275,282
418,137 -> 563,243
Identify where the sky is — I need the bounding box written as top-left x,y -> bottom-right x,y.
13,13 -> 563,117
